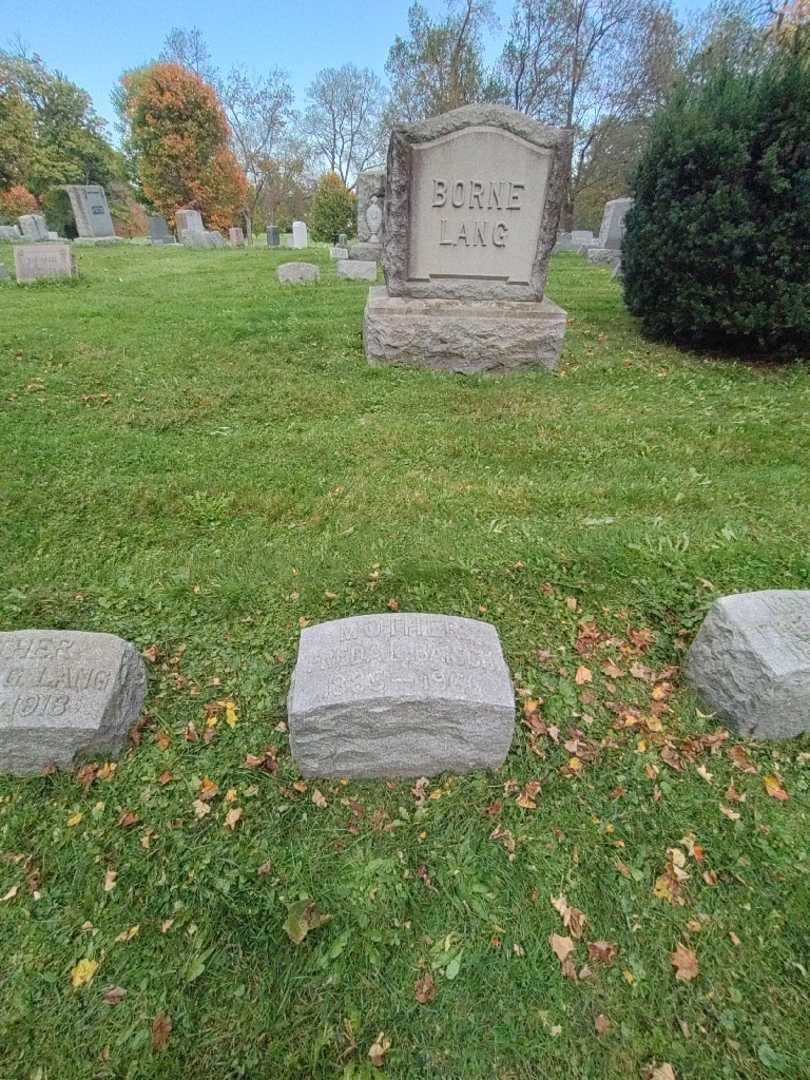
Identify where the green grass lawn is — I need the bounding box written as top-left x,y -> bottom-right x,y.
1,242 -> 809,1079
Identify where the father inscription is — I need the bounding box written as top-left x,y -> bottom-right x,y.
0,631 -> 147,775
288,613 -> 515,778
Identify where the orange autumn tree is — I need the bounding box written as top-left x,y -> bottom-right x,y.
120,63 -> 247,231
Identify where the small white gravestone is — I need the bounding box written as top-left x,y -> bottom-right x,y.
14,243 -> 76,283
288,613 -> 515,778
0,630 -> 147,775
291,221 -> 308,249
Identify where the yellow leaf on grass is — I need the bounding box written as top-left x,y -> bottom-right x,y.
224,700 -> 238,729
764,775 -> 789,801
114,925 -> 140,944
71,958 -> 98,989
66,813 -> 83,828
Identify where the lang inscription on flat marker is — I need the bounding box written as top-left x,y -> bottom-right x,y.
0,631 -> 147,775
288,613 -> 515,778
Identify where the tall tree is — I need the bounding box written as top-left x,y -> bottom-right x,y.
0,46 -> 119,194
119,63 -> 247,231
303,64 -> 387,187
218,67 -> 295,241
159,26 -> 217,82
385,0 -> 500,123
499,0 -> 681,227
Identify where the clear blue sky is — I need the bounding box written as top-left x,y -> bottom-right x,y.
7,0 -> 706,135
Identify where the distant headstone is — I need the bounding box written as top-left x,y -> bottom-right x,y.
18,215 -> 50,242
587,248 -> 621,269
267,226 -> 280,248
364,104 -> 571,373
47,231 -> 59,241
63,184 -> 115,238
337,259 -> 377,281
229,226 -> 246,247
148,214 -> 175,245
181,230 -> 225,249
0,225 -> 21,241
597,198 -> 633,250
0,630 -> 147,776
329,246 -> 349,259
349,167 -> 385,263
175,209 -> 205,239
288,613 -> 515,778
14,243 -> 77,283
553,230 -> 597,253
291,221 -> 308,249
277,261 -> 319,285
338,233 -> 348,246
688,591 -> 810,741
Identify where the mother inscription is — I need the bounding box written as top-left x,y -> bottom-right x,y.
0,630 -> 147,775
287,613 -> 515,778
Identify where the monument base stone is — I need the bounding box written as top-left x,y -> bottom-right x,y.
363,286 -> 566,374
337,259 -> 377,281
349,241 -> 382,262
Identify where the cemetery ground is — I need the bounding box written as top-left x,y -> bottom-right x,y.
1,243 -> 809,1080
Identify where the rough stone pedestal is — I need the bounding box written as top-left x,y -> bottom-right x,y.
338,260 -> 377,281
349,241 -> 382,262
364,286 -> 566,374
288,613 -> 515,778
687,590 -> 810,740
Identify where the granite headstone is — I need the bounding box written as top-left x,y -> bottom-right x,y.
0,630 -> 147,775
18,215 -> 50,242
278,261 -> 319,284
364,103 -> 571,373
14,243 -> 76,283
291,221 -> 308,249
288,613 -> 515,777
63,184 -> 116,239
687,591 -> 810,741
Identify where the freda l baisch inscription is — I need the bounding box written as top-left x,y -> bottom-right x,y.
288,613 -> 516,778
408,127 -> 551,287
0,630 -> 147,776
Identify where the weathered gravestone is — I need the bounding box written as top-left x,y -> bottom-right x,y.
0,630 -> 147,775
330,245 -> 349,259
63,184 -> 116,239
182,230 -> 225,249
337,260 -> 377,281
598,198 -> 633,249
267,225 -> 280,248
148,214 -> 175,245
338,232 -> 348,246
364,104 -> 571,374
349,167 -> 385,262
229,227 -> 246,247
175,209 -> 204,239
291,221 -> 309,249
277,261 -> 319,285
687,591 -> 810,741
14,243 -> 77,283
288,613 -> 515,778
18,215 -> 50,242
0,225 -> 22,241
553,229 -> 598,253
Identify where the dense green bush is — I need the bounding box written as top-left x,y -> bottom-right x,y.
623,50 -> 810,357
309,172 -> 355,242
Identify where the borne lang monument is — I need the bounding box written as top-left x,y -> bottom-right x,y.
363,104 -> 572,374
